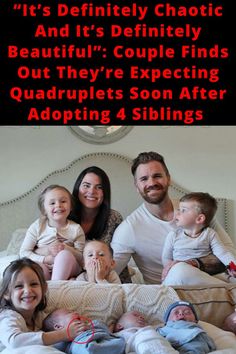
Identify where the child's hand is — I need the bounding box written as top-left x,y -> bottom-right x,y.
108,323 -> 115,332
49,242 -> 65,256
95,259 -> 109,281
67,319 -> 90,339
44,254 -> 55,265
86,260 -> 96,282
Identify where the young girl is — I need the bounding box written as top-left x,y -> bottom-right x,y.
20,184 -> 85,280
0,258 -> 86,350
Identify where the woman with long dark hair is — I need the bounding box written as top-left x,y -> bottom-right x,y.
70,166 -> 131,282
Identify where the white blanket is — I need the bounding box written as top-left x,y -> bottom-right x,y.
1,345 -> 64,354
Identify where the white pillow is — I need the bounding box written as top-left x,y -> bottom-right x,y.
46,281 -> 124,327
6,229 -> 27,255
0,255 -> 19,278
122,284 -> 180,325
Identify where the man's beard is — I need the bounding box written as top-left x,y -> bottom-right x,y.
139,186 -> 168,204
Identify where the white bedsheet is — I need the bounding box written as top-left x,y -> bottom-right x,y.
1,345 -> 63,354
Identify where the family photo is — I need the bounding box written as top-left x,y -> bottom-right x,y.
0,126 -> 236,353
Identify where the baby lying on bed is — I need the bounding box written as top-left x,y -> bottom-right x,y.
158,301 -> 216,353
113,310 -> 178,354
44,308 -> 176,354
43,308 -> 125,354
43,307 -> 236,354
114,307 -> 236,354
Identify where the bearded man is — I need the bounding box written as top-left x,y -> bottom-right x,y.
111,151 -> 234,284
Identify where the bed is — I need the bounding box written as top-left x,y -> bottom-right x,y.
0,152 -> 229,274
0,152 -> 234,354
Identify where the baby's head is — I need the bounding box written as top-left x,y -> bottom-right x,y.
114,311 -> 147,332
83,240 -> 115,272
222,311 -> 236,334
164,301 -> 198,323
177,192 -> 217,228
43,309 -> 81,331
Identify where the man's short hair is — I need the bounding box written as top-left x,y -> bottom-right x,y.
131,151 -> 170,177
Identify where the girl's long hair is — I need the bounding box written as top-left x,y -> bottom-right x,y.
0,258 -> 47,316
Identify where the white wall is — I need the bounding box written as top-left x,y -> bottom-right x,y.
0,126 -> 235,241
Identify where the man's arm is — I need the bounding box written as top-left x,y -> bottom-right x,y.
112,252 -> 132,275
197,254 -> 226,275
197,218 -> 234,275
111,221 -> 134,275
211,218 -> 236,254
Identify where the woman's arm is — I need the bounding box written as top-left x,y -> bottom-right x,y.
101,209 -> 123,243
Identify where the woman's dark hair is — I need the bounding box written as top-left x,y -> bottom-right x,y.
70,166 -> 111,240
0,258 -> 47,315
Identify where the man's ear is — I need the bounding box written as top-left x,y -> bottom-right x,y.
134,178 -> 139,194
167,176 -> 171,187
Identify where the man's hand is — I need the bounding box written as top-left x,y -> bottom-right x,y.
197,254 -> 226,275
227,269 -> 236,278
227,261 -> 236,278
